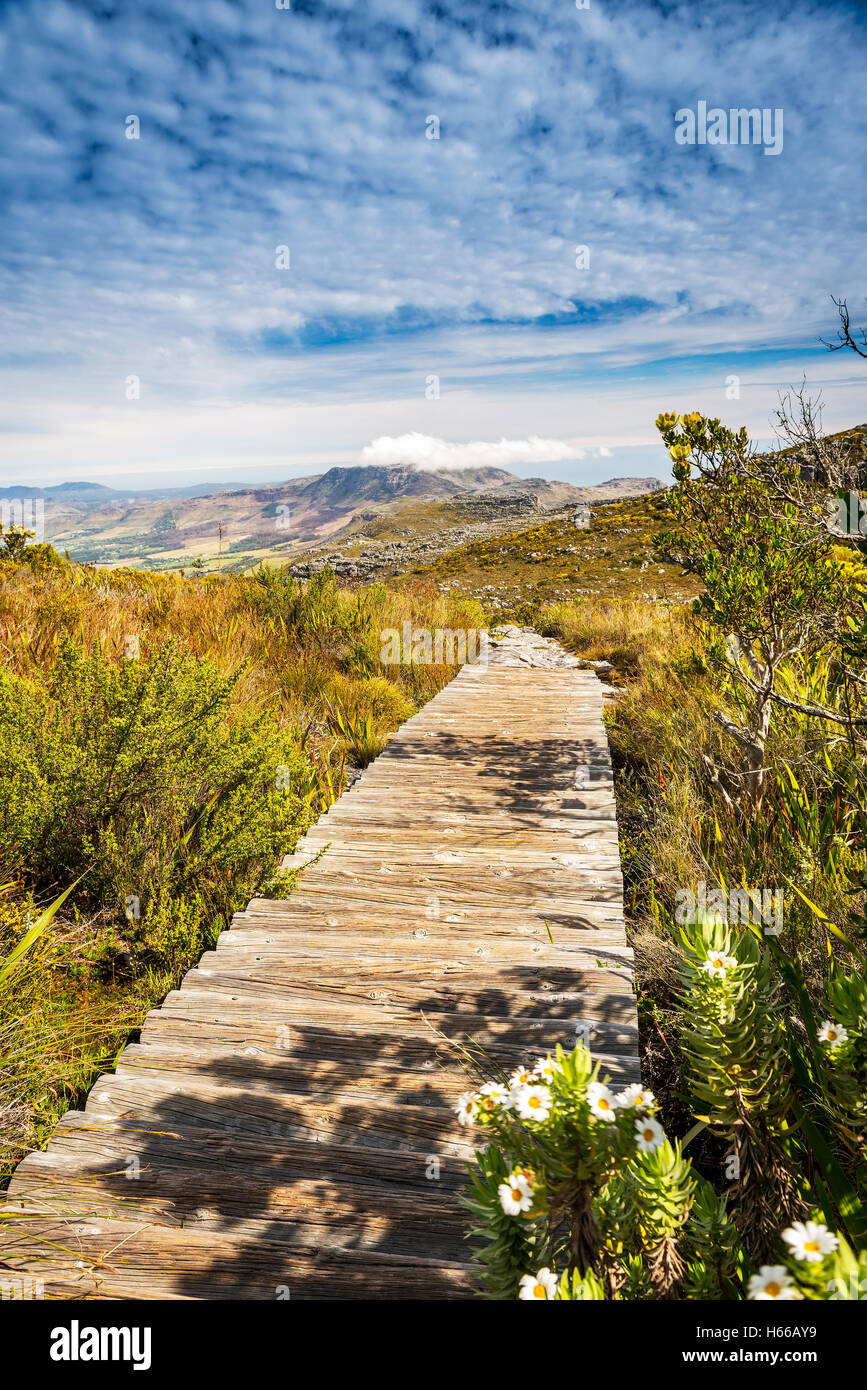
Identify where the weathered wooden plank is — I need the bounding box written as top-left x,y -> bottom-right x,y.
4,661 -> 639,1300
0,1217 -> 474,1300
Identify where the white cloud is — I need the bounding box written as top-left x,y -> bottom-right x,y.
359,432 -> 581,471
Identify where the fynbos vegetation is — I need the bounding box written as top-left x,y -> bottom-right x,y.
459,403 -> 867,1300
0,545 -> 483,1180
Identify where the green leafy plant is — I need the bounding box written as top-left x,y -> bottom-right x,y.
460,1042 -> 747,1300
675,914 -> 803,1259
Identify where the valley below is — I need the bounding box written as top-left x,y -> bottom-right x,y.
22,463 -> 664,580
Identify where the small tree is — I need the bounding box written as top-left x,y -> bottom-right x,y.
654,409 -> 867,804
0,526 -> 35,562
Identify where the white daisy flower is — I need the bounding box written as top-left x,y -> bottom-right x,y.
618,1083 -> 655,1111
818,1020 -> 849,1048
455,1091 -> 478,1126
509,1065 -> 535,1089
518,1267 -> 558,1300
478,1082 -> 514,1113
748,1266 -> 800,1300
587,1081 -> 618,1122
701,952 -> 738,979
781,1220 -> 839,1263
634,1116 -> 665,1152
515,1084 -> 553,1122
532,1056 -> 563,1083
498,1172 -> 534,1216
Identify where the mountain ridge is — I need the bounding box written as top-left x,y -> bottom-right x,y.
17,462 -> 664,570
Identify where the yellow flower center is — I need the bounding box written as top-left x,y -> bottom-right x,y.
528,1095 -> 541,1109
766,1282 -> 781,1297
599,1098 -> 610,1110
533,1283 -> 546,1298
643,1128 -> 654,1141
804,1241 -> 820,1252
483,1098 -> 495,1110
511,1189 -> 523,1202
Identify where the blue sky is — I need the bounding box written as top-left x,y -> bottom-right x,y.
1,0 -> 866,490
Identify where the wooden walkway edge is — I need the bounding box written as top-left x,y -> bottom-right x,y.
2,659 -> 639,1299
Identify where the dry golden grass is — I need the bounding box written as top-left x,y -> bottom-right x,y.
0,550 -> 488,1183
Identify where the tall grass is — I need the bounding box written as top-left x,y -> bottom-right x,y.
0,548 -> 486,1183
539,595 -> 866,1211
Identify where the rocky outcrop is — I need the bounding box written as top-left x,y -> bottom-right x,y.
451,490 -> 542,519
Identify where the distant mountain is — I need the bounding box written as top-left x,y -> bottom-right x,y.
293,463 -> 518,507
1,481 -> 120,501
0,480 -> 256,502
0,465 -> 519,506
27,462 -> 663,570
477,475 -> 664,507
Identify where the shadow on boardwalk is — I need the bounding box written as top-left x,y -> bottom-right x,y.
3,676 -> 638,1299
5,962 -> 637,1299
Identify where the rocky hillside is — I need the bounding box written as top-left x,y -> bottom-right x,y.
287,484 -> 693,618
35,463 -> 663,572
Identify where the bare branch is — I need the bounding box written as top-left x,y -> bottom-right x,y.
821,296 -> 867,358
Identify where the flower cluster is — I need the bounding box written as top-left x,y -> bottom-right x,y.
460,1042 -> 757,1302
456,1054 -> 661,1158
455,1056 -> 562,1129
457,1046 -> 677,1302
748,1220 -> 841,1301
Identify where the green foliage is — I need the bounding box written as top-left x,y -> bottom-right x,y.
324,699 -> 389,767
654,410 -> 867,802
675,917 -> 802,1258
0,882 -> 77,985
821,969 -> 867,1138
248,564 -> 354,644
0,639 -> 308,952
658,412 -> 848,643
0,526 -> 35,563
465,1145 -> 540,1298
461,1042 -> 750,1300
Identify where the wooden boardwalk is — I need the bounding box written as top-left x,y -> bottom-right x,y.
3,660 -> 639,1299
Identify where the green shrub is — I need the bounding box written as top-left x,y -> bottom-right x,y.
0,639 -> 308,926
461,1041 -> 746,1299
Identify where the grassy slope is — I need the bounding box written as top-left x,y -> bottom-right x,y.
411,490 -> 699,615
0,553 -> 485,1180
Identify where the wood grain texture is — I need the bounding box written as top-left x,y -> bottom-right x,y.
3,663 -> 638,1300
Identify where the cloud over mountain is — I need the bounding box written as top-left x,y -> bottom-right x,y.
359,433 -> 583,471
